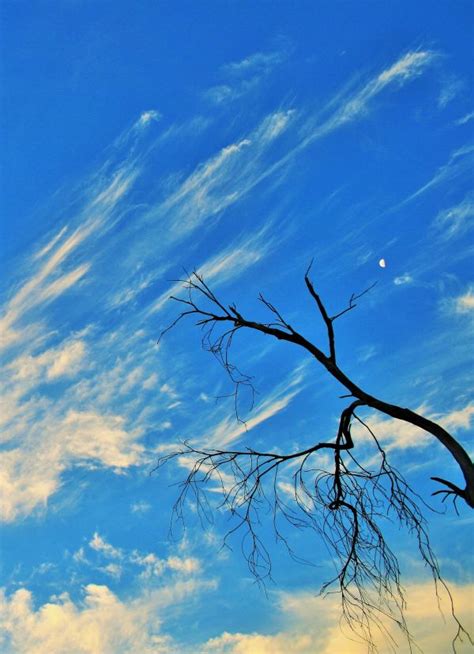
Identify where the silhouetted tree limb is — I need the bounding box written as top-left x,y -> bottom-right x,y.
156,266 -> 473,653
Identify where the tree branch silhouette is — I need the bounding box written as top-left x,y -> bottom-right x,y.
156,266 -> 473,653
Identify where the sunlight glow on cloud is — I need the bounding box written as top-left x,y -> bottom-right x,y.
201,582 -> 474,654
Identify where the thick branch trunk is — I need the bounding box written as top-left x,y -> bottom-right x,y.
326,357 -> 474,507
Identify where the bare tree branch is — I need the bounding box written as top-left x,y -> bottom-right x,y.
155,266 -> 474,653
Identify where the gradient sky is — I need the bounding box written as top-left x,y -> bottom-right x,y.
1,2 -> 473,653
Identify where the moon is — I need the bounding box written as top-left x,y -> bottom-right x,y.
378,258 -> 386,268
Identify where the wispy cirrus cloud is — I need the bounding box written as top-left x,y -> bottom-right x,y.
0,152 -> 144,353
397,144 -> 474,208
148,223 -> 278,315
205,48 -> 288,105
142,109 -> 296,243
178,52 -> 436,244
454,110 -> 474,126
223,49 -> 287,76
438,75 -> 464,109
187,364 -> 306,452
304,51 -> 435,140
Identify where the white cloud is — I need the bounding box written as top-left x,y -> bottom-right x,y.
356,344 -> 378,363
47,340 -> 87,379
143,50 -> 436,257
149,225 -> 276,315
304,51 -> 435,143
441,403 -> 474,431
109,271 -> 160,310
63,411 -> 144,468
0,149 -> 141,353
166,556 -> 200,574
151,136 -> 253,237
85,532 -> 201,583
0,448 -> 62,522
256,110 -> 295,142
204,49 -> 287,106
377,51 -> 435,86
100,563 -> 123,579
202,630 -> 314,654
130,500 -> 152,514
89,533 -> 123,559
138,110 -> 160,127
203,367 -> 304,449
1,578 -> 471,654
0,48 -> 441,529
207,391 -> 299,449
0,226 -> 92,350
205,84 -> 234,104
6,338 -> 86,390
205,50 -> 284,105
90,167 -> 139,208
394,273 -> 413,286
223,50 -> 286,76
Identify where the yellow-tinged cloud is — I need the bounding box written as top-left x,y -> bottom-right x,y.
0,410 -> 144,522
0,579 -> 210,654
200,582 -> 474,654
454,287 -> 474,313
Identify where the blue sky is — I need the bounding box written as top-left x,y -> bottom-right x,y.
1,2 -> 473,652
